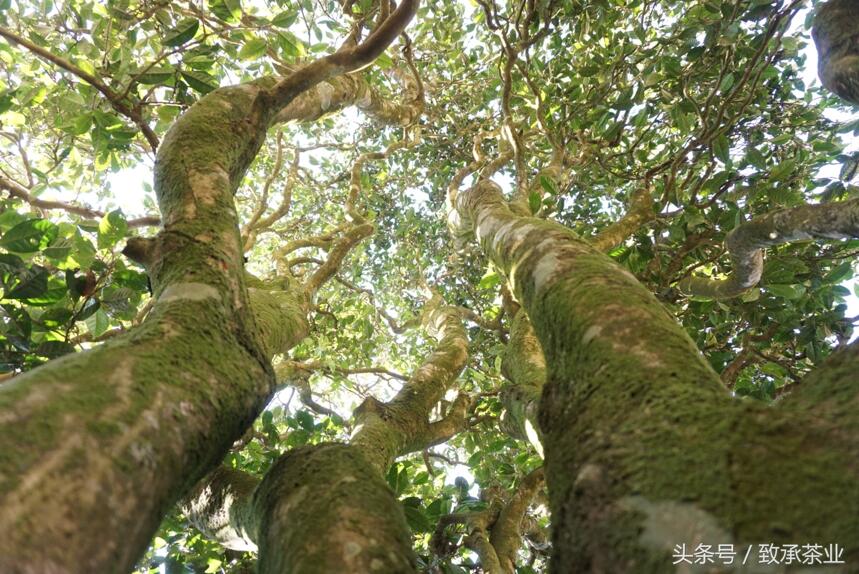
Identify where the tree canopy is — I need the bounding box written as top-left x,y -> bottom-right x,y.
0,0 -> 857,573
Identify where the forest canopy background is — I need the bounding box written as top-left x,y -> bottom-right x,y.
0,0 -> 858,572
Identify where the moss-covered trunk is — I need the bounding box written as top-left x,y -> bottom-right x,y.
0,2 -> 421,568
457,179 -> 859,572
0,81 -> 295,574
184,298 -> 468,572
186,445 -> 416,573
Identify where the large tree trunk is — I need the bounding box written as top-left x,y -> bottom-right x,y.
0,2 -> 420,570
0,81 -> 297,574
183,298 -> 468,572
456,179 -> 859,572
184,446 -> 417,574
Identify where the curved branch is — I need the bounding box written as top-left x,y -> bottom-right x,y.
351,303 -> 469,472
490,467 -> 545,573
431,467 -> 546,574
678,197 -> 859,299
264,0 -> 420,114
591,186 -> 655,252
303,222 -> 374,296
279,359 -> 409,382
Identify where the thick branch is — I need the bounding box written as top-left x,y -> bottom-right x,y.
0,26 -> 395,567
455,176 -> 859,570
499,309 -> 545,453
351,302 -> 469,472
490,467 -> 546,574
678,197 -> 859,299
304,222 -> 374,296
431,467 -> 545,574
813,0 -> 859,105
591,186 -> 655,252
264,0 -> 419,114
184,445 -> 417,573
183,466 -> 260,551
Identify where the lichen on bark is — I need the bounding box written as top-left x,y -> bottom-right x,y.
455,176 -> 859,571
0,2 -> 422,568
813,0 -> 859,105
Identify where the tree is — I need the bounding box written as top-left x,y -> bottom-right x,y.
0,0 -> 857,572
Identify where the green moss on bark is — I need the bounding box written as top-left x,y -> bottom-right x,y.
252,443 -> 417,574
457,180 -> 859,572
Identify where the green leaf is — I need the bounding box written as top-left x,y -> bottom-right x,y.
712,135 -> 730,164
23,281 -> 68,306
478,270 -> 500,290
238,38 -> 267,61
294,409 -> 315,432
278,31 -> 306,57
43,237 -> 73,261
98,210 -> 128,250
209,0 -> 241,22
1,304 -> 31,349
40,307 -> 73,328
375,52 -> 393,69
0,90 -> 12,115
181,70 -> 219,94
745,147 -> 766,169
77,298 -> 101,322
72,232 -> 96,268
35,340 -> 75,359
402,503 -> 432,532
85,308 -> 110,337
718,73 -> 735,93
839,153 -> 859,182
134,67 -> 175,85
766,283 -> 805,299
386,464 -> 409,494
528,191 -> 541,214
824,262 -> 854,284
4,266 -> 49,299
271,9 -> 297,27
163,19 -> 199,47
740,288 -> 760,302
66,114 -> 92,135
0,219 -> 59,253
101,286 -> 137,314
769,158 -> 796,181
540,175 -> 558,195
0,253 -> 24,276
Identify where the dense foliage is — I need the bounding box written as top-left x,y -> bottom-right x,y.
0,0 -> 856,572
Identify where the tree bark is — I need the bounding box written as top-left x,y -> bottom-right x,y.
813,0 -> 859,105
0,80 -> 296,574
432,467 -> 545,574
456,178 -> 859,572
351,301 -> 469,472
183,296 -> 468,572
0,1 -> 420,568
499,308 -> 545,453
